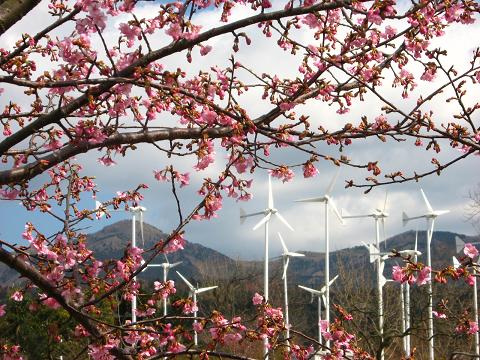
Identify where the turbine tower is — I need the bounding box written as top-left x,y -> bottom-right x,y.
343,192 -> 388,360
240,174 -> 294,357
402,189 -> 449,360
298,275 -> 339,354
454,236 -> 480,356
129,206 -> 146,323
176,271 -> 218,346
295,169 -> 343,341
144,255 -> 182,316
402,230 -> 421,356
278,232 -> 305,349
95,201 -> 148,323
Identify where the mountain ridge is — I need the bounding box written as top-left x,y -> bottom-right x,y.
0,220 -> 478,287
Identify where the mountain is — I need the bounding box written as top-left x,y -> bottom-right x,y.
0,220 -> 478,289
87,220 -> 238,281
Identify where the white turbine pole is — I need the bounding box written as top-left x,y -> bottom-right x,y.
144,259 -> 182,317
317,296 -> 322,346
343,192 -> 388,359
265,219 -> 269,302
426,217 -> 435,360
474,266 -> 480,357
400,282 -> 407,356
176,271 -> 217,347
163,265 -> 168,316
241,174 -> 294,359
279,233 -> 304,351
402,189 -> 449,360
193,290 -> 198,346
453,247 -> 480,356
405,280 -> 411,355
375,218 -> 384,360
131,211 -> 137,323
295,169 -> 343,347
283,255 -> 290,347
324,199 -> 330,340
298,275 -> 338,356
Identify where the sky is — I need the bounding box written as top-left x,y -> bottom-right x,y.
0,1 -> 478,260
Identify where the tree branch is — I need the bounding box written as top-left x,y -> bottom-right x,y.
0,0 -> 41,36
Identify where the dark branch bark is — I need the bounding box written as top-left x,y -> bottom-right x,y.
0,0 -> 41,36
0,0 -> 354,155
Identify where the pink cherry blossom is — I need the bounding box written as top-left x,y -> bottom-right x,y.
252,292 -> 264,305
0,304 -> 6,317
303,162 -> 319,178
464,243 -> 479,259
432,310 -> 447,319
469,321 -> 479,335
466,274 -> 476,287
417,266 -> 431,286
11,291 -> 23,302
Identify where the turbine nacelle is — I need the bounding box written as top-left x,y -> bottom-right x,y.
176,271 -> 218,295
362,241 -> 421,263
298,275 -> 339,302
129,206 -> 147,213
278,233 -> 305,280
240,175 -> 294,232
402,189 -> 449,226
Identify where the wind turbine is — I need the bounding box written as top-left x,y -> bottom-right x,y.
144,255 -> 182,316
402,230 -> 421,356
129,206 -> 147,323
343,192 -> 389,360
295,169 -> 344,342
240,174 -> 294,358
454,236 -> 480,356
298,275 -> 339,352
278,233 -> 305,349
176,271 -> 218,346
402,189 -> 449,360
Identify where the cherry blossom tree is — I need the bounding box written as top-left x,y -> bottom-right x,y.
0,0 -> 479,358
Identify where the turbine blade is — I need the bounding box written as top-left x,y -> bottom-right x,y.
402,211 -> 409,227
383,191 -> 389,212
420,189 -> 433,213
380,274 -> 388,288
298,285 -> 321,296
282,258 -> 289,280
321,294 -> 326,307
295,196 -> 325,203
176,271 -> 195,291
329,274 -> 339,286
415,230 -> 418,253
329,198 -> 344,224
325,167 -> 340,195
287,251 -> 305,257
268,174 -> 274,209
252,213 -> 271,231
278,232 -> 289,254
275,212 -> 294,231
139,210 -> 145,247
381,218 -> 387,250
196,286 -> 218,294
95,201 -> 105,218
455,236 -> 465,254
240,208 -> 246,225
169,261 -> 183,269
452,256 -> 461,269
